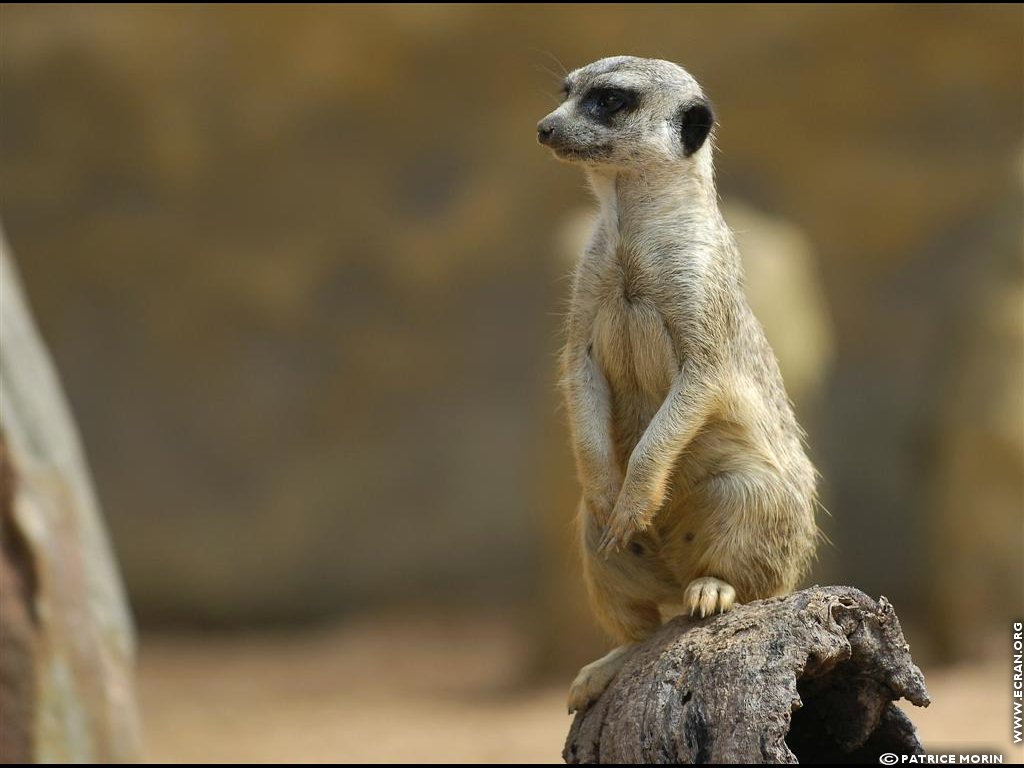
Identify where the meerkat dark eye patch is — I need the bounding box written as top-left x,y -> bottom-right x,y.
582,87 -> 638,124
677,100 -> 715,156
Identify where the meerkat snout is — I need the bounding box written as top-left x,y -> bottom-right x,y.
536,118 -> 556,145
538,55 -> 716,169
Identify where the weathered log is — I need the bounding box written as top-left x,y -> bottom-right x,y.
564,586 -> 929,764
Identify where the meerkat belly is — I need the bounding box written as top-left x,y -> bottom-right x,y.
591,294 -> 677,457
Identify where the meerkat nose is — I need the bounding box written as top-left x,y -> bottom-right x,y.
537,119 -> 556,145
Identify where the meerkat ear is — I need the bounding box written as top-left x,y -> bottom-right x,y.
678,100 -> 715,157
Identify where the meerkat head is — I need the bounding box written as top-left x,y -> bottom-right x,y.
537,56 -> 714,173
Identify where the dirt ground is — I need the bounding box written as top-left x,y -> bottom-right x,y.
138,610 -> 1023,764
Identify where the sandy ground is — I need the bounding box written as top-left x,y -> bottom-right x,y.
138,611 -> 1023,764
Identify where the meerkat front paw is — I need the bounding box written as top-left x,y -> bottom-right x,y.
683,577 -> 737,618
584,481 -> 621,527
595,509 -> 640,555
596,488 -> 654,555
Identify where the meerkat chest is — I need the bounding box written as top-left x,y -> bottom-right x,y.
588,253 -> 678,408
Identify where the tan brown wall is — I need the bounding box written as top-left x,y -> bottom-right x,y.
1,5 -> 1020,662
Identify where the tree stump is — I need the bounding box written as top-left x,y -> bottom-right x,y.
564,586 -> 929,764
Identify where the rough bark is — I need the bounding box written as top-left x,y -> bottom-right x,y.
564,586 -> 929,764
0,233 -> 141,762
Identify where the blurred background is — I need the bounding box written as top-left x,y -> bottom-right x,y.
1,4 -> 1021,763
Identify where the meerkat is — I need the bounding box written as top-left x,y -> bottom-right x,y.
537,56 -> 820,713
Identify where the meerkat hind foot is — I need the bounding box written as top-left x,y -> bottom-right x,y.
567,645 -> 632,714
684,577 -> 737,618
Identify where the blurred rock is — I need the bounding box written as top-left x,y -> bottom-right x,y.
0,238 -> 140,761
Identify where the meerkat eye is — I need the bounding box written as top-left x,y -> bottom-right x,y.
599,91 -> 626,113
584,87 -> 634,121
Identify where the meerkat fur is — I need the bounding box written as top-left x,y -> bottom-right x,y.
537,56 -> 820,713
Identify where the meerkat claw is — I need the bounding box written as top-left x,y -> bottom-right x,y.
684,577 -> 737,619
596,523 -> 626,556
